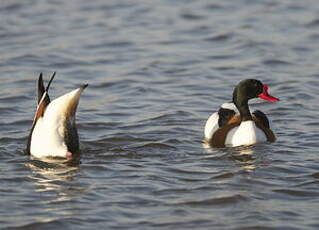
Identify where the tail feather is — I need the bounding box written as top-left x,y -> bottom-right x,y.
37,72 -> 56,105
46,72 -> 56,91
37,73 -> 45,104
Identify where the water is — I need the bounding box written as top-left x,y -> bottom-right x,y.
1,0 -> 319,229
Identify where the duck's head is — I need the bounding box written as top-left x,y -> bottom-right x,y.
233,79 -> 279,106
232,79 -> 279,121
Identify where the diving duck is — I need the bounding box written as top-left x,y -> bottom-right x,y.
26,72 -> 88,160
204,79 -> 279,148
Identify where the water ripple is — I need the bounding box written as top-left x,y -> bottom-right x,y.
174,194 -> 249,207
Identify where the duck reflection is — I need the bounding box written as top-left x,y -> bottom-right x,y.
25,157 -> 88,206
229,145 -> 257,172
203,142 -> 257,172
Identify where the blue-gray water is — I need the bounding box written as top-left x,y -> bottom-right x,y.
1,0 -> 319,229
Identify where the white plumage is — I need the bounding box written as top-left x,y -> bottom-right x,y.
224,120 -> 267,147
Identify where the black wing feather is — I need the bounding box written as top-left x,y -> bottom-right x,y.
37,73 -> 45,104
253,110 -> 270,128
218,107 -> 236,127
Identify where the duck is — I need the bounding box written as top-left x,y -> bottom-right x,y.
26,72 -> 88,160
204,79 -> 279,148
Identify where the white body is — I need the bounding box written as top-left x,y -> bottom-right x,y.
224,120 -> 267,147
204,102 -> 269,147
204,112 -> 219,140
30,88 -> 84,158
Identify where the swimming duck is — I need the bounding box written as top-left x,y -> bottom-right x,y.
204,79 -> 279,148
26,72 -> 88,160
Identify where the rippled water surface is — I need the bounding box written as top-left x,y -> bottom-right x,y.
1,0 -> 319,229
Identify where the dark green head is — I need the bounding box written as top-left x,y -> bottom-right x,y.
232,79 -> 279,121
233,79 -> 264,106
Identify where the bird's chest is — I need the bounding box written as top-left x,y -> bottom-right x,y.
225,121 -> 267,147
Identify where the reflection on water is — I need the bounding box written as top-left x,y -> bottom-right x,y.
18,160 -> 91,227
28,154 -> 82,166
203,142 -> 257,171
26,160 -> 88,203
230,145 -> 257,172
